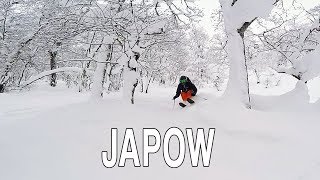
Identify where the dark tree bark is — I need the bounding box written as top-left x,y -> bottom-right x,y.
231,18 -> 256,109
254,69 -> 261,84
129,52 -> 139,104
101,44 -> 113,92
145,76 -> 152,93
49,50 -> 58,87
18,62 -> 30,86
131,79 -> 138,104
0,34 -> 37,92
140,70 -> 144,93
0,84 -> 4,93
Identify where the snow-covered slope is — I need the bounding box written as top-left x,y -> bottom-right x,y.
1,82 -> 320,180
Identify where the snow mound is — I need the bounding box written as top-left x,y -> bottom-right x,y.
251,81 -> 313,111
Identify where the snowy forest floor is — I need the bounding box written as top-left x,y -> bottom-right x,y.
1,77 -> 320,180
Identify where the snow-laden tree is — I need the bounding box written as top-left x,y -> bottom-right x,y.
86,0 -> 201,103
0,0 -> 42,92
185,26 -> 209,86
275,17 -> 320,83
138,25 -> 189,92
219,0 -> 279,108
36,0 -> 90,87
254,3 -> 320,101
181,26 -> 228,90
0,0 -> 92,92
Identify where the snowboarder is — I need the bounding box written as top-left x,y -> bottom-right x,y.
173,76 -> 197,107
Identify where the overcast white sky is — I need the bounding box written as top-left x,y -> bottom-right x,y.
196,0 -> 320,33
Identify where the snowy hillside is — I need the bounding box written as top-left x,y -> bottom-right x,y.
1,0 -> 320,180
1,77 -> 320,180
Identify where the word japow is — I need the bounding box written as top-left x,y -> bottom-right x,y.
101,127 -> 215,168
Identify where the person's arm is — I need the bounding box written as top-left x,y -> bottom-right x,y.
173,84 -> 182,99
190,82 -> 197,94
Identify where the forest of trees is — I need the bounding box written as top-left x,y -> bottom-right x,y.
0,0 -> 319,107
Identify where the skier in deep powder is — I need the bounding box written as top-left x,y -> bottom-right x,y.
173,76 -> 197,107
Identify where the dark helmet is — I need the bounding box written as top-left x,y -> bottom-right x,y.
179,76 -> 188,84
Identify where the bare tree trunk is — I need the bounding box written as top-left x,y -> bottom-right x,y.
91,62 -> 106,98
254,69 -> 260,84
18,62 -> 30,86
145,76 -> 152,93
131,78 -> 138,104
0,64 -> 13,93
49,50 -> 57,87
123,52 -> 139,104
91,44 -> 113,99
0,84 -> 4,93
140,70 -> 144,93
107,64 -> 116,92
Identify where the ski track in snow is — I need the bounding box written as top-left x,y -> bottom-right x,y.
0,85 -> 320,180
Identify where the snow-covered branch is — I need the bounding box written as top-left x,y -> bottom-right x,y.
21,67 -> 91,88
